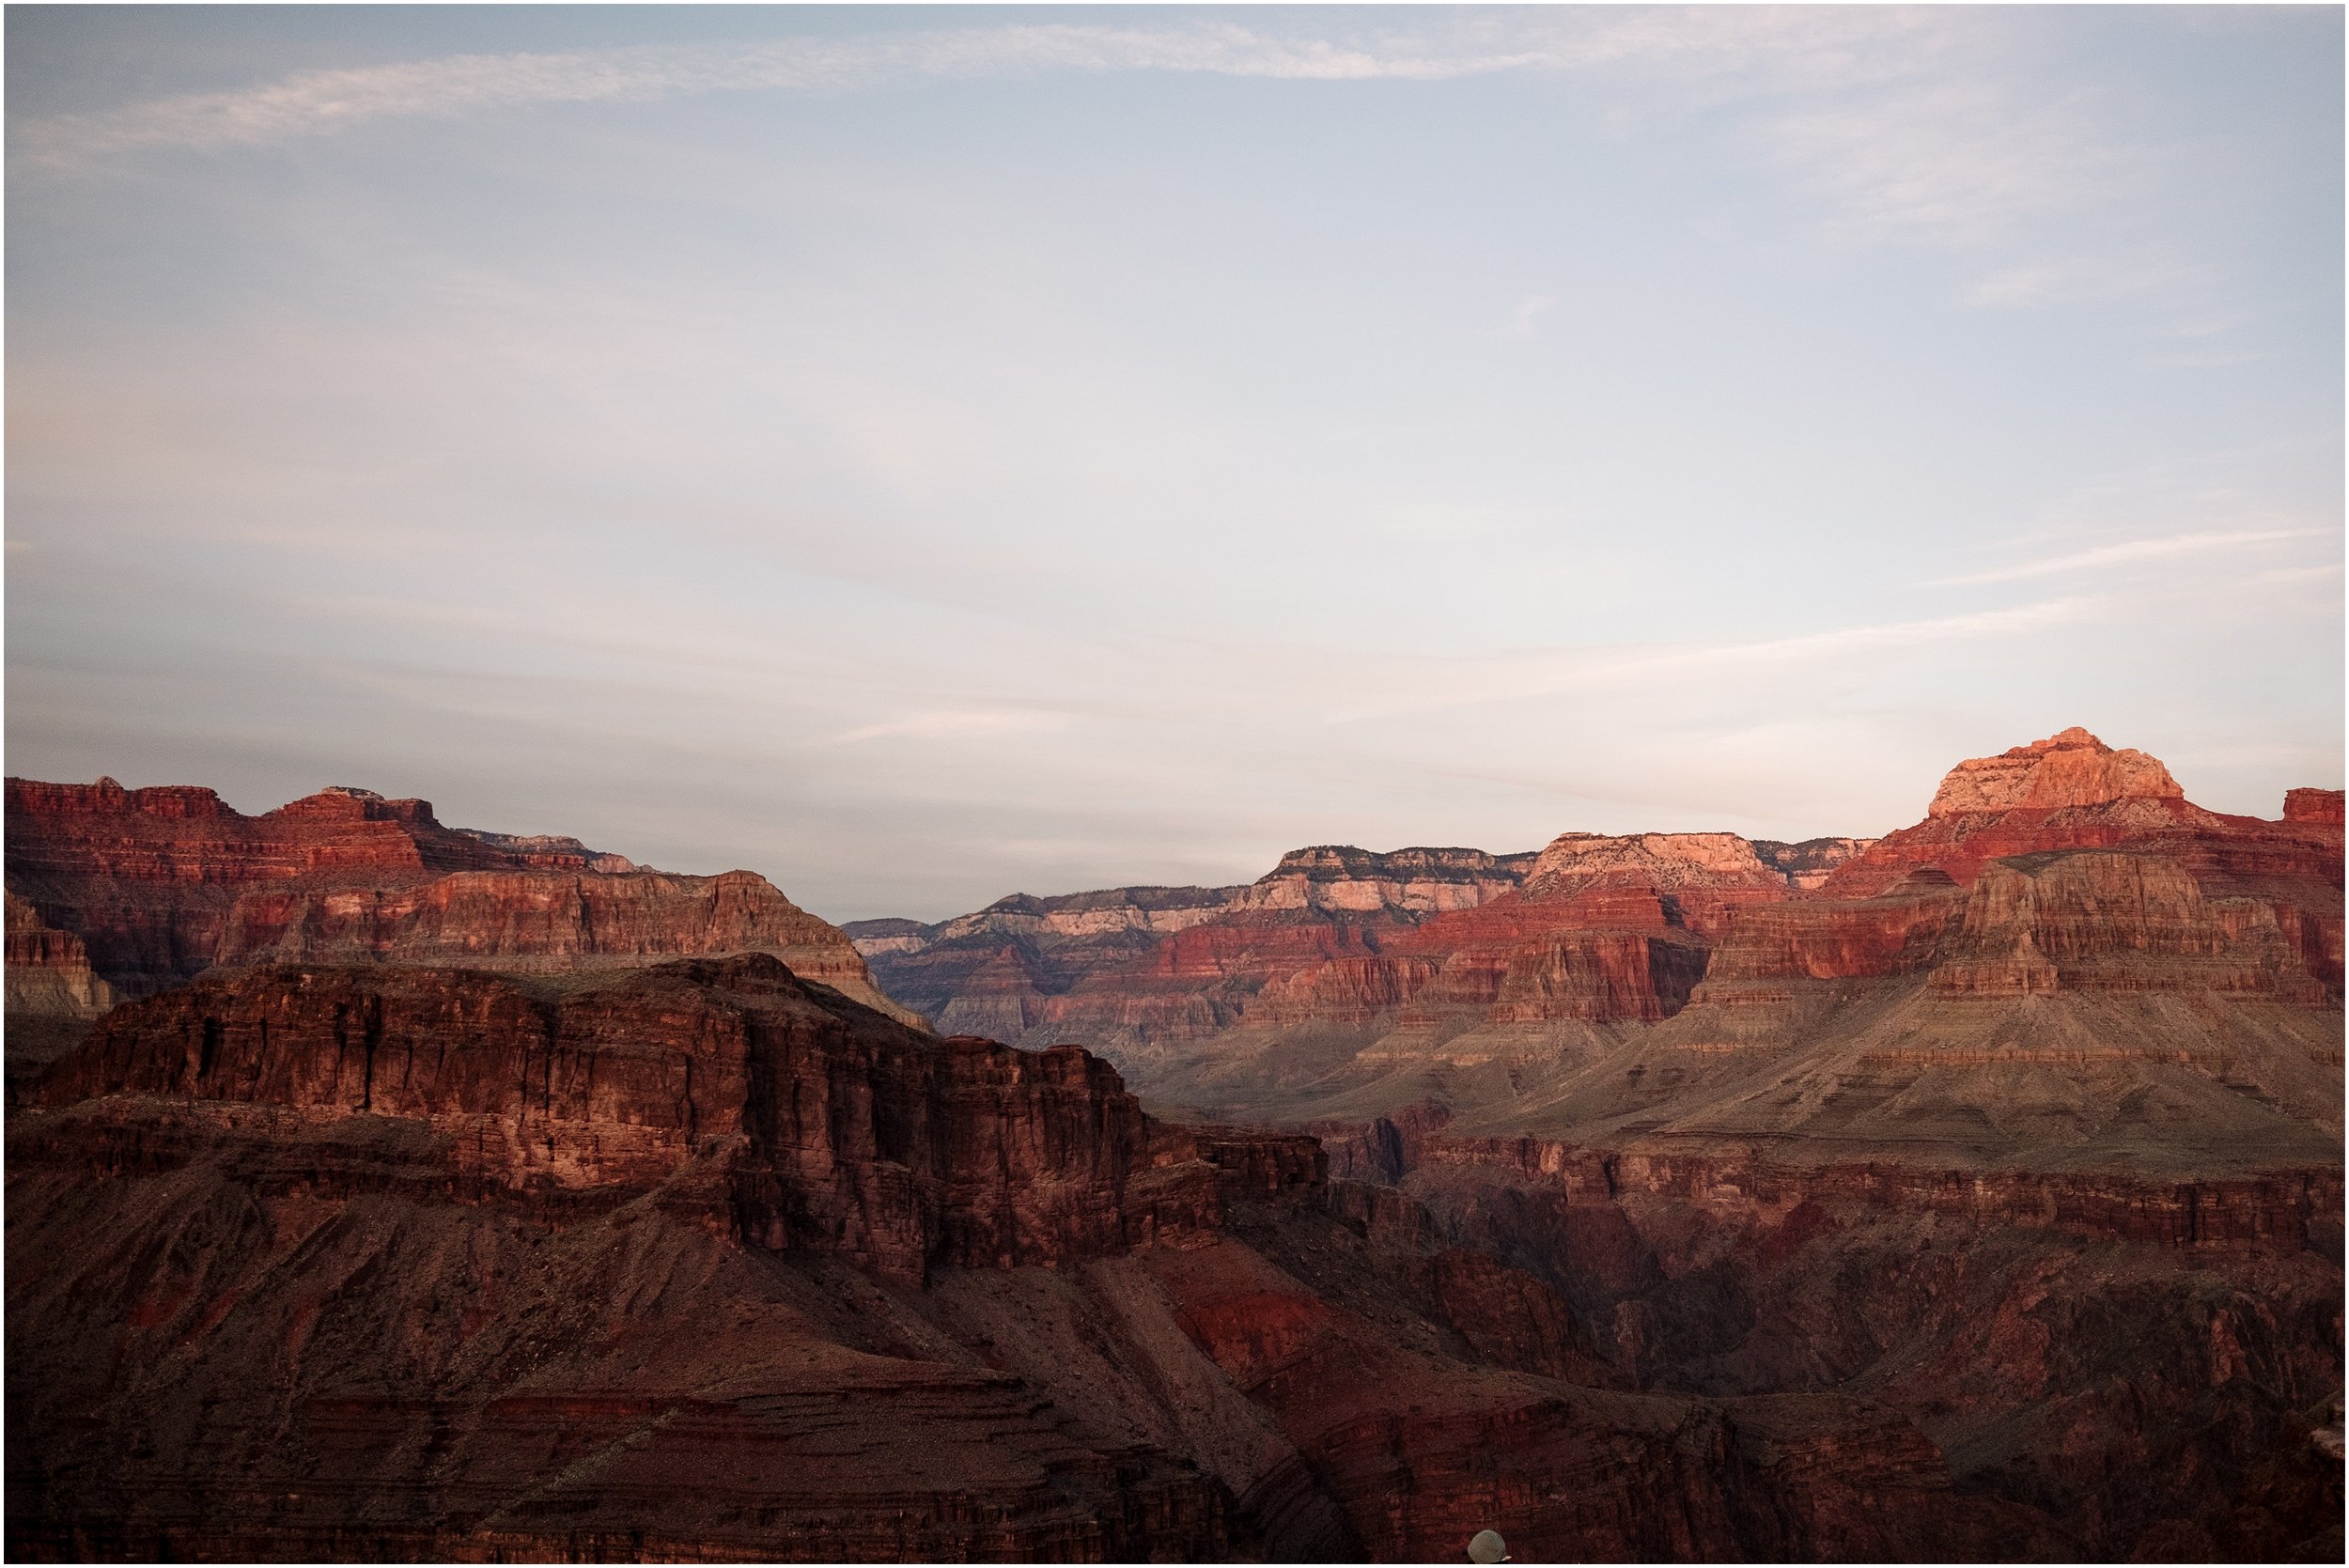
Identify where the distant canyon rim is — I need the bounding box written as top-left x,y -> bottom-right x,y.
6,726 -> 2341,1561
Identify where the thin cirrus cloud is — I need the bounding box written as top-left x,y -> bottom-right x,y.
1486,293 -> 1560,340
7,9 -> 2155,293
4,18 -> 1703,173
11,12 -> 2033,183
1769,83 -> 2123,247
829,709 -> 1071,747
1326,596 -> 2096,722
1964,253 -> 2210,309
1933,528 -> 2329,587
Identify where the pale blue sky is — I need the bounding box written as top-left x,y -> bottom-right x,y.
8,5 -> 2341,920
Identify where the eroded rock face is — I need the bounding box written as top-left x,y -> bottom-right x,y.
1818,728 -> 2331,902
5,891 -> 115,1018
1927,850 -> 2325,1000
1926,726 -> 2185,816
844,884 -> 1249,1038
1752,836 -> 1876,891
848,733 -> 2339,1127
36,955 -> 1241,1281
848,846 -> 1541,1048
1350,1125 -> 2344,1561
2286,788 -> 2346,826
1529,831 -> 1781,893
1693,871 -> 1963,995
5,776 -> 912,1026
9,955 -> 2052,1563
856,834 -> 1887,1094
1237,845 -> 1537,916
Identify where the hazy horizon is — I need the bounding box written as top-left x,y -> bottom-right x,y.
8,5 -> 2342,923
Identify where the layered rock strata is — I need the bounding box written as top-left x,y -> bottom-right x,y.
843,846 -> 1538,1040
850,732 -> 2339,1136
32,955 -> 1271,1281
1752,836 -> 1876,892
2285,788 -> 2345,827
6,890 -> 116,1018
1925,725 -> 2184,815
1307,1111 -> 2342,1561
1819,727 -> 2316,899
4,777 -> 912,1026
854,833 -> 1873,1097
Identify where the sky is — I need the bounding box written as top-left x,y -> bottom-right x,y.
6,4 -> 2342,922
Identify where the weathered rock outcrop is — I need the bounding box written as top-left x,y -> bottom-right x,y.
1819,729 -> 2331,902
1306,1119 -> 2343,1561
1521,831 -> 1801,934
2286,788 -> 2346,826
1753,836 -> 1876,891
1237,846 -> 1538,915
33,955 -> 1283,1282
1691,871 -> 1964,996
5,776 -> 913,1026
5,890 -> 116,1018
844,884 -> 1247,1038
1926,725 -> 2185,815
1926,849 -> 2328,1001
1726,734 -> 2346,1020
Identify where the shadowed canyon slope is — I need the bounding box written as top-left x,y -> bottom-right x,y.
9,954 -> 2104,1562
8,731 -> 2341,1561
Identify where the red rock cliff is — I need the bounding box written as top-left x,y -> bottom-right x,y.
2286,787 -> 2345,826
38,954 -> 1262,1281
5,776 -> 914,1025
1820,728 -> 2320,899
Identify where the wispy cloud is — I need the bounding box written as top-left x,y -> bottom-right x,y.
1327,597 -> 2095,722
2,11 -> 2013,183
1485,293 -> 1559,341
4,20 -> 1655,174
1771,83 -> 2123,247
11,9 -> 2153,284
1934,527 -> 2326,586
1367,503 -> 1561,545
1964,251 -> 2208,308
2138,348 -> 2277,370
830,708 -> 1068,746
2233,562 -> 2344,588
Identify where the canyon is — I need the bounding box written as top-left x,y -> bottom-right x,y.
851,728 -> 2341,1142
8,728 -> 2341,1561
844,835 -> 1874,1087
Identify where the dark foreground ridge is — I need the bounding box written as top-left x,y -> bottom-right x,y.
8,951 -> 2341,1561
